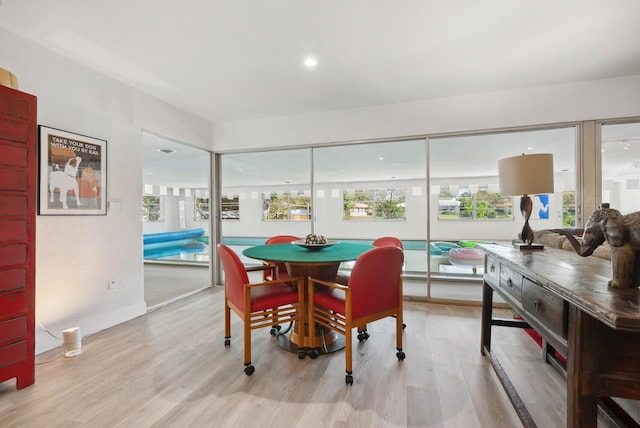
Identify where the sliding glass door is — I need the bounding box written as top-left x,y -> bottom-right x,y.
428,127 -> 577,302
313,139 -> 427,297
216,124 -> 587,303
601,121 -> 640,213
219,149 -> 312,265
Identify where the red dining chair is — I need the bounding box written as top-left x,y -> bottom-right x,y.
217,244 -> 304,375
372,236 -> 403,248
308,245 -> 405,385
336,236 -> 403,285
336,236 -> 405,340
262,235 -> 301,281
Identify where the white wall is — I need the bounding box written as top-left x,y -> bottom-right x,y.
213,75 -> 640,151
0,28 -> 213,354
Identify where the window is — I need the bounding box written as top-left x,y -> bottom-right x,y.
601,121 -> 640,213
142,195 -> 163,222
438,186 -> 512,220
221,196 -> 239,220
195,197 -> 209,221
562,191 -> 576,227
343,188 -> 406,220
262,193 -> 311,221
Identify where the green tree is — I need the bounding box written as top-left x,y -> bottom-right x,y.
563,191 -> 576,227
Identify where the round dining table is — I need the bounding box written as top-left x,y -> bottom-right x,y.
243,241 -> 372,355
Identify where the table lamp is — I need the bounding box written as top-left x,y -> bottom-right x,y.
498,153 -> 554,250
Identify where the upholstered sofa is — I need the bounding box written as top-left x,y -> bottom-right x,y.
532,229 -> 611,260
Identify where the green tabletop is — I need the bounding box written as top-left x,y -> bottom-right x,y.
243,242 -> 373,263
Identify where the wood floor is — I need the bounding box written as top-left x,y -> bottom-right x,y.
0,286 -> 623,427
144,262 -> 211,308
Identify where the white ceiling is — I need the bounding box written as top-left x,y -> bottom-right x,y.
2,1 -> 639,187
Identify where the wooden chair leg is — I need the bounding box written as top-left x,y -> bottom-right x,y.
224,303 -> 231,337
224,303 -> 231,347
396,312 -> 403,350
345,327 -> 353,385
396,311 -> 406,361
308,285 -> 316,349
243,315 -> 254,375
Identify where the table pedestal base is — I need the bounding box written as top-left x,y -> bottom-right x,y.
276,261 -> 345,356
277,327 -> 345,355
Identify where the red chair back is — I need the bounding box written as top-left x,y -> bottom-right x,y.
372,236 -> 403,249
217,244 -> 249,310
264,235 -> 300,280
265,235 -> 300,245
349,246 -> 404,319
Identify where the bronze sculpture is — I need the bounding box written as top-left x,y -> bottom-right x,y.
554,204 -> 640,288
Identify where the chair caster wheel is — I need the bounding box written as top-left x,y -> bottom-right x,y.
396,350 -> 406,360
298,349 -> 306,359
244,364 -> 255,376
224,338 -> 231,347
270,325 -> 281,336
345,374 -> 353,385
309,349 -> 319,359
357,331 -> 370,342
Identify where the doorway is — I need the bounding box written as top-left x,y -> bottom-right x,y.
141,131 -> 212,309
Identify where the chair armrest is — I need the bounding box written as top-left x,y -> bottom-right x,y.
308,277 -> 349,292
246,276 -> 305,288
246,264 -> 275,274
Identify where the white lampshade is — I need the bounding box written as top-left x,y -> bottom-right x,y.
498,153 -> 554,196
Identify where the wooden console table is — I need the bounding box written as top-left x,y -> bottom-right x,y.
479,243 -> 640,428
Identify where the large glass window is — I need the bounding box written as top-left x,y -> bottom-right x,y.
219,149 -> 312,252
217,127 -> 581,304
601,121 -> 640,214
428,127 -> 577,301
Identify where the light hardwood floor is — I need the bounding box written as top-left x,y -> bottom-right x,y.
0,286 -> 622,427
144,263 -> 211,309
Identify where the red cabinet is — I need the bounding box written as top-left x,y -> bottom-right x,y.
0,84 -> 36,389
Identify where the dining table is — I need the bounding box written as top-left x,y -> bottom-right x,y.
242,241 -> 372,355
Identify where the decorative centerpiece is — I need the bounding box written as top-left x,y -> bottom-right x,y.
292,234 -> 338,250
554,203 -> 640,288
304,233 -> 327,245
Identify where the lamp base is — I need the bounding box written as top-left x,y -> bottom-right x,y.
512,240 -> 544,251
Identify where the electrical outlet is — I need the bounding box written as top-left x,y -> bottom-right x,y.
108,277 -> 117,289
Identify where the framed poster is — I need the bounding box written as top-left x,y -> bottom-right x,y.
38,126 -> 107,215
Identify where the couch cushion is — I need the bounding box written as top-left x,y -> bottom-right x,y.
533,230 -> 611,260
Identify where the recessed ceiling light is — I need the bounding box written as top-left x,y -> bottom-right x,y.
527,147 -> 533,150
304,57 -> 317,68
379,157 -> 384,161
157,149 -> 176,154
